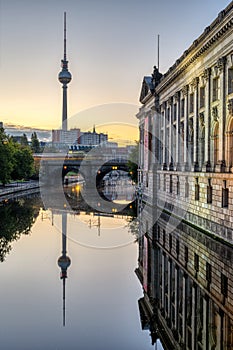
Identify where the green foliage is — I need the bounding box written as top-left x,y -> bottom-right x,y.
20,133 -> 29,146
127,142 -> 139,183
11,143 -> 34,180
31,132 -> 40,153
0,127 -> 36,185
0,128 -> 14,185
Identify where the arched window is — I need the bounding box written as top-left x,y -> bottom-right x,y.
213,122 -> 219,166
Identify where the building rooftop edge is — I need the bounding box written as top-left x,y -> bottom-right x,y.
155,1 -> 233,93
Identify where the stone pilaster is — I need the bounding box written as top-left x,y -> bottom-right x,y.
174,91 -> 181,170
203,68 -> 212,171
192,77 -> 199,171
215,56 -> 227,172
168,97 -> 174,170
162,102 -> 167,170
182,85 -> 189,170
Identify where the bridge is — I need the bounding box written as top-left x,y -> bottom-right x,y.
36,152 -> 134,186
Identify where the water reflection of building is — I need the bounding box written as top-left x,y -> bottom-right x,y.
136,217 -> 233,349
57,212 -> 71,327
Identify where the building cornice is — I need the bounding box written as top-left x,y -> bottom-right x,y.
156,1 -> 233,94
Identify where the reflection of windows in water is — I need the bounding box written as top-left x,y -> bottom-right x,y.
221,273 -> 228,297
194,253 -> 199,272
206,262 -> 212,283
185,177 -> 189,198
185,246 -> 188,266
176,239 -> 180,257
177,176 -> 180,195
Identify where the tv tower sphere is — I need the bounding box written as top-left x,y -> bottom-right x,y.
58,69 -> 72,85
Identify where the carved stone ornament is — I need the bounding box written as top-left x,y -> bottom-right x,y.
174,91 -> 180,102
228,99 -> 233,116
181,85 -> 189,97
212,106 -> 218,121
162,101 -> 166,110
217,57 -> 226,72
168,96 -> 173,106
203,68 -> 211,81
191,77 -> 199,89
199,113 -> 205,127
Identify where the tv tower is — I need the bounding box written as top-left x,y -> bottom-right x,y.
58,12 -> 72,131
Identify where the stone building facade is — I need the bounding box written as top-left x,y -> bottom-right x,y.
136,2 -> 233,349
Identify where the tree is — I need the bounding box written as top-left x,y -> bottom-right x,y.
127,142 -> 139,183
11,143 -> 34,180
20,133 -> 29,146
31,132 -> 40,153
0,128 -> 14,186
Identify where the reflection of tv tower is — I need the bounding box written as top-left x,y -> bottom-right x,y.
57,212 -> 71,326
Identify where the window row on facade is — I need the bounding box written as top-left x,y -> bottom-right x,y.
158,174 -> 230,208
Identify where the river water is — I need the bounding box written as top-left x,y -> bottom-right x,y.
0,182 -> 162,350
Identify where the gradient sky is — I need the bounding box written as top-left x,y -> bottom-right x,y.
0,0 -> 231,134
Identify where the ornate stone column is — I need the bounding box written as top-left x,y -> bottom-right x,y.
203,68 -> 211,171
174,91 -> 181,170
162,102 -> 167,170
182,85 -> 189,170
168,97 -> 174,170
215,56 -> 227,172
139,123 -> 144,183
192,77 -> 199,171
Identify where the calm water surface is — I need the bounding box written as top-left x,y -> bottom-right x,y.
0,186 -> 161,350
